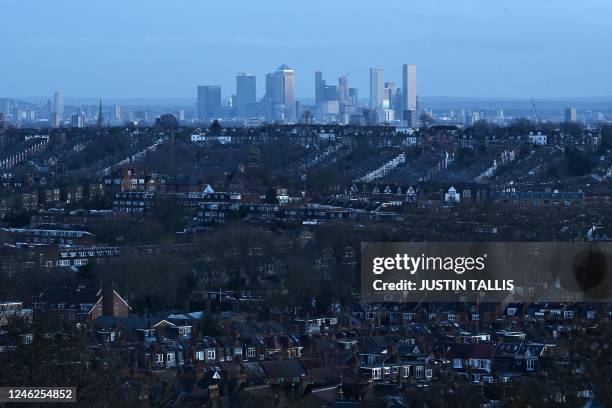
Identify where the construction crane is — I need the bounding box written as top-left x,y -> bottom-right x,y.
530,98 -> 541,123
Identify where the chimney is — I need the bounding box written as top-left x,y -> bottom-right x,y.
337,384 -> 344,400
209,384 -> 219,408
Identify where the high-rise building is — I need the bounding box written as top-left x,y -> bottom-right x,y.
197,85 -> 222,121
315,71 -> 324,106
383,82 -> 396,110
113,105 -> 122,122
53,91 -> 64,119
71,112 -> 85,128
235,73 -> 256,119
565,107 -> 577,122
402,64 -> 417,113
265,65 -> 295,121
348,88 -> 358,106
369,68 -> 384,110
337,76 -> 348,106
50,112 -> 61,128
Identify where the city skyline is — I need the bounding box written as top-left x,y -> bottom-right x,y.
2,0 -> 612,99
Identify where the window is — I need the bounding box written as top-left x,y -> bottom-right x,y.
453,359 -> 462,369
384,367 -> 390,375
425,369 -> 433,379
207,350 -> 216,360
167,353 -> 174,362
526,359 -> 535,370
155,354 -> 164,363
472,314 -> 479,321
415,366 -> 424,378
196,351 -> 205,361
247,348 -> 256,358
507,308 -> 516,316
372,368 -> 381,380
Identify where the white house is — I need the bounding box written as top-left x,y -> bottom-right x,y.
528,131 -> 547,145
445,186 -> 460,203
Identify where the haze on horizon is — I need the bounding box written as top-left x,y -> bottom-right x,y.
1,0 -> 611,100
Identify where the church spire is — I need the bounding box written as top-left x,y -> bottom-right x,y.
97,99 -> 105,127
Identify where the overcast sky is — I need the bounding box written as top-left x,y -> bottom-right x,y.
1,0 -> 611,99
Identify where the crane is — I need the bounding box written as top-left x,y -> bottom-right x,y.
530,98 -> 541,123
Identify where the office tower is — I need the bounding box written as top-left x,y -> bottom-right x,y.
315,71 -> 324,106
278,64 -> 295,120
71,112 -> 85,128
369,68 -> 384,110
322,85 -> 337,101
132,111 -> 146,122
50,112 -> 61,128
96,100 -> 105,127
348,88 -> 358,106
394,88 -> 403,119
265,65 -> 295,121
53,90 -> 64,119
176,110 -> 185,121
402,64 -> 417,112
337,76 -> 348,106
113,105 -> 121,122
235,73 -> 256,118
197,85 -> 222,120
565,107 -> 577,122
383,82 -> 396,109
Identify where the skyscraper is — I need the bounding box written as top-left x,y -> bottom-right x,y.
315,71 -> 324,106
402,64 -> 417,112
369,68 -> 384,110
565,107 -> 577,122
337,76 -> 348,106
348,88 -> 358,106
197,85 -> 222,121
71,112 -> 85,128
53,90 -> 64,119
402,64 -> 417,126
266,65 -> 295,121
278,64 -> 295,120
235,73 -> 256,119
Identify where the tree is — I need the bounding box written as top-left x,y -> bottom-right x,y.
419,112 -> 435,126
155,113 -> 179,129
564,148 -> 593,176
210,119 -> 222,136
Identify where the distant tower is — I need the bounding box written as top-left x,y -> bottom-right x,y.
197,85 -> 222,121
53,90 -> 64,119
369,68 -> 384,111
402,64 -> 417,126
97,100 -> 105,127
235,73 -> 256,119
564,107 -> 577,122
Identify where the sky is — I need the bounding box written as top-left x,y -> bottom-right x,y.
1,0 -> 611,100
